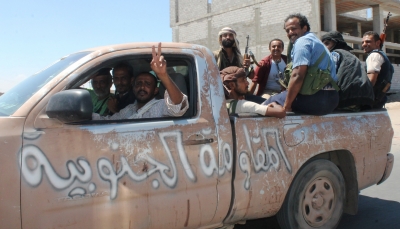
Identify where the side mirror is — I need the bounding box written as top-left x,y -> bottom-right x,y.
46,89 -> 93,123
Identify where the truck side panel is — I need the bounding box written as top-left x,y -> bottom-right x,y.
0,117 -> 23,229
225,112 -> 392,223
19,47 -> 230,229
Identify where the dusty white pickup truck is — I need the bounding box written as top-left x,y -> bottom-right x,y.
0,43 -> 394,229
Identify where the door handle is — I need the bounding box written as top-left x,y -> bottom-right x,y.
183,138 -> 214,145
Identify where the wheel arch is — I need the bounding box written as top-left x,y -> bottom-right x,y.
312,150 -> 359,215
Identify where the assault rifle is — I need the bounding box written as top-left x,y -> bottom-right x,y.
243,35 -> 261,76
380,12 -> 392,46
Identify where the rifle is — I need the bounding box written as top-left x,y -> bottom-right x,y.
372,12 -> 392,106
243,35 -> 261,74
380,12 -> 392,45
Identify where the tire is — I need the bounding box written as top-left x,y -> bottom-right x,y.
277,159 -> 345,229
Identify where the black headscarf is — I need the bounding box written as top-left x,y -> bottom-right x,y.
321,31 -> 353,51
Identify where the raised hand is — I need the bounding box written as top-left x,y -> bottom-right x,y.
149,42 -> 184,105
243,58 -> 251,69
150,42 -> 167,80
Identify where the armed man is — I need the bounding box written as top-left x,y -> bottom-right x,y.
214,27 -> 265,104
362,31 -> 394,108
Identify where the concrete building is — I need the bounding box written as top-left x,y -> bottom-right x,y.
170,0 -> 400,92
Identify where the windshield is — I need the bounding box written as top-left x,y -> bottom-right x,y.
0,51 -> 91,116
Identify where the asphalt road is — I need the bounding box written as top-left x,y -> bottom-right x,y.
235,104 -> 400,229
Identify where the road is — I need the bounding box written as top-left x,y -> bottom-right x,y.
234,104 -> 400,229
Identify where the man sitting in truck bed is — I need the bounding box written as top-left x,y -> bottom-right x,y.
221,66 -> 286,118
263,13 -> 339,115
92,43 -> 188,120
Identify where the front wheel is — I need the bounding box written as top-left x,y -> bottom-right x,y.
277,159 -> 345,229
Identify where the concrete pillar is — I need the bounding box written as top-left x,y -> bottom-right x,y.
311,0 -> 322,36
388,29 -> 394,53
351,22 -> 362,49
372,5 -> 384,33
372,5 -> 385,50
174,27 -> 180,43
254,7 -> 261,60
396,31 -> 400,54
207,19 -> 212,49
323,0 -> 337,31
175,0 -> 179,23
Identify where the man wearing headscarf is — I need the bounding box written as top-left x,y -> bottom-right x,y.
221,66 -> 285,118
321,31 -> 374,110
214,27 -> 244,71
214,27 -> 265,104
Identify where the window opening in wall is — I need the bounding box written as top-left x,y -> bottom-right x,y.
207,0 -> 212,13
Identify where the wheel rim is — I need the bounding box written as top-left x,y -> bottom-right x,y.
301,177 -> 336,227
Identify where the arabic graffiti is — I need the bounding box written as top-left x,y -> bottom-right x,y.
20,144 -> 93,196
20,126 -> 286,198
98,131 -> 201,199
239,125 -> 291,190
20,131 -> 218,200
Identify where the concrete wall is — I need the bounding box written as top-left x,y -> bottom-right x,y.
170,0 -> 400,93
391,64 -> 400,92
170,0 -> 321,60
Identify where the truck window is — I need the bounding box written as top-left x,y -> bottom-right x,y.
77,54 -> 197,122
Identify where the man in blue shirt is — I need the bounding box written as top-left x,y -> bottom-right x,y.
263,13 -> 339,115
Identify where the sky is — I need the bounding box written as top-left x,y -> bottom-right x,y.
0,0 -> 172,93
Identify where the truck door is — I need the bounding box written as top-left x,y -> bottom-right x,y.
20,48 -> 221,229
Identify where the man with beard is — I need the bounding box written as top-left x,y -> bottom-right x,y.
92,43 -> 188,120
362,31 -> 394,108
88,68 -> 114,116
249,38 -> 287,99
107,62 -> 136,113
221,66 -> 286,118
263,13 -> 339,115
321,31 -> 374,110
214,27 -> 245,71
214,27 -> 265,104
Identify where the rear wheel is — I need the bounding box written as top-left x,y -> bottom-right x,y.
277,159 -> 345,229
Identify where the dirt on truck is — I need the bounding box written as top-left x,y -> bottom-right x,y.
0,42 -> 394,229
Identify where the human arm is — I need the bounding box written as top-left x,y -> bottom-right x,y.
251,57 -> 270,95
229,100 -> 285,118
92,103 -> 135,120
367,73 -> 379,86
284,37 -> 312,111
331,51 -> 340,74
283,65 -> 308,112
162,91 -> 189,117
366,53 -> 384,86
151,43 -> 185,105
243,58 -> 254,79
265,102 -> 286,118
249,82 -> 258,94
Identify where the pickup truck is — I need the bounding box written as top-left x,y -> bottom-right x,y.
0,42 -> 394,229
